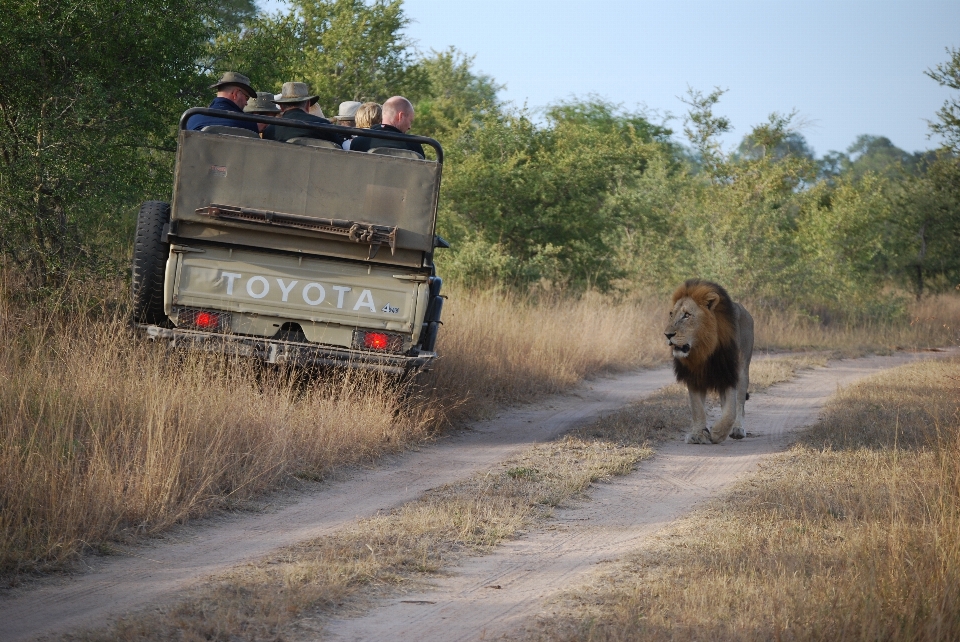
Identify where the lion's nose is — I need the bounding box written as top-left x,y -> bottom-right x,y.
664,331 -> 676,340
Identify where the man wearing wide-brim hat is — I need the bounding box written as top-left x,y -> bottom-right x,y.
186,72 -> 260,134
243,91 -> 281,134
263,82 -> 344,146
331,101 -> 362,128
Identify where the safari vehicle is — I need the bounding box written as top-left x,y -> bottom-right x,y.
131,108 -> 447,374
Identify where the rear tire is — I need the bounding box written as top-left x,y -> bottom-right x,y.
131,201 -> 171,325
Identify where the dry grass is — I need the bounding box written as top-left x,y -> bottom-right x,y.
74,354 -> 825,639
752,294 -> 960,355
420,289 -> 667,420
1,271 -> 956,582
0,284 -> 663,579
528,357 -> 960,642
0,313 -> 428,578
87,436 -> 653,640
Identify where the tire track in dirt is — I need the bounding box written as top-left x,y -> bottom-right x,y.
320,351 -> 952,642
0,368 -> 673,642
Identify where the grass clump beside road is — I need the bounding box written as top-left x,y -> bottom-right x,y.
528,357 -> 960,642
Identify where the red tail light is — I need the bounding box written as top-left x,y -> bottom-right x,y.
195,311 -> 218,329
353,329 -> 404,353
178,308 -> 230,333
364,332 -> 390,350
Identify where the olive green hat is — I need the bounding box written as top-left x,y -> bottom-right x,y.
209,71 -> 256,99
272,81 -> 319,106
244,91 -> 281,114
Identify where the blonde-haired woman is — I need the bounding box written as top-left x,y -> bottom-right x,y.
343,102 -> 382,150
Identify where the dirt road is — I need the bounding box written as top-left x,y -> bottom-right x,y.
1,367 -> 673,641
321,351 -> 948,641
1,351 -> 948,641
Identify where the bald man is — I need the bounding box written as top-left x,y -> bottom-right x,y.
348,96 -> 426,157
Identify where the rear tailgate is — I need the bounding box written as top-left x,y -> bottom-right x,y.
166,245 -> 426,340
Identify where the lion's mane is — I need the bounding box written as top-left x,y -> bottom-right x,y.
671,279 -> 740,393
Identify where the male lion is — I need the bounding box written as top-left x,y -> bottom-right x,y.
664,279 -> 754,444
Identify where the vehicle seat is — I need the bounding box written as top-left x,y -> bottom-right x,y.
369,147 -> 424,160
200,125 -> 260,138
288,137 -> 341,149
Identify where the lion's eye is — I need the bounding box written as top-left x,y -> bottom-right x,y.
682,312 -> 690,319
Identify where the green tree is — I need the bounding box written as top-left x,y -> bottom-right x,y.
737,112 -> 815,163
412,48 -> 502,142
846,135 -> 927,179
208,0 -> 425,113
206,11 -> 305,93
211,0 -> 258,30
0,0 -> 212,287
438,101 -> 664,289
885,157 -> 960,298
296,0 -> 425,109
926,47 -> 960,153
679,87 -> 732,179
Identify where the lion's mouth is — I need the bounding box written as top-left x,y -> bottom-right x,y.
669,342 -> 691,358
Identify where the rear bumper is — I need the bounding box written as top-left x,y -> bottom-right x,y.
137,324 -> 436,374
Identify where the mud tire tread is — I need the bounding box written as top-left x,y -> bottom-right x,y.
131,201 -> 170,325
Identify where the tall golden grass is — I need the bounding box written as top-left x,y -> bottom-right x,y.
0,284 -> 662,576
1,274 -> 957,578
751,294 -> 960,353
421,289 -> 667,419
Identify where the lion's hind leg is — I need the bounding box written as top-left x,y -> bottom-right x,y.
684,387 -> 711,444
731,304 -> 754,440
730,377 -> 748,439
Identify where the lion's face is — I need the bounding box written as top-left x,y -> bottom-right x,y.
664,296 -> 718,361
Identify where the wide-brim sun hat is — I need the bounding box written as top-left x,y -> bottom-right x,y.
332,100 -> 362,122
209,71 -> 256,99
272,81 -> 319,105
244,91 -> 281,114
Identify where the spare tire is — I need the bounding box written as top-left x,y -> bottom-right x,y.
131,201 -> 171,324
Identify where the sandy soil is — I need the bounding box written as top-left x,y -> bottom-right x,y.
319,351 -> 951,642
0,367 -> 673,641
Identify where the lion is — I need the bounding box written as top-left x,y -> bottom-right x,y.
664,279 -> 754,444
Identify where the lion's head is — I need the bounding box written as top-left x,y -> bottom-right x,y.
664,279 -> 737,372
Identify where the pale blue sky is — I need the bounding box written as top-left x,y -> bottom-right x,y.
258,0 -> 959,157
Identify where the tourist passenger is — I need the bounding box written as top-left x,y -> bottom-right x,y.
243,91 -> 282,134
347,96 -> 424,157
186,72 -> 259,134
342,102 -> 381,150
354,102 -> 382,129
262,82 -> 344,146
332,101 -> 362,128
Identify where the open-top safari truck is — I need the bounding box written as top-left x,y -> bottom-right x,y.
131,109 -> 447,374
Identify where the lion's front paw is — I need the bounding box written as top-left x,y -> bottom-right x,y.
685,428 -> 711,444
730,425 -> 745,439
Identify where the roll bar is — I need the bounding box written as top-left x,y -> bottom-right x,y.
178,108 -> 444,163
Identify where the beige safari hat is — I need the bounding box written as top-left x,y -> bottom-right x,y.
332,101 -> 362,122
273,82 -> 319,105
244,91 -> 281,114
209,71 -> 256,98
